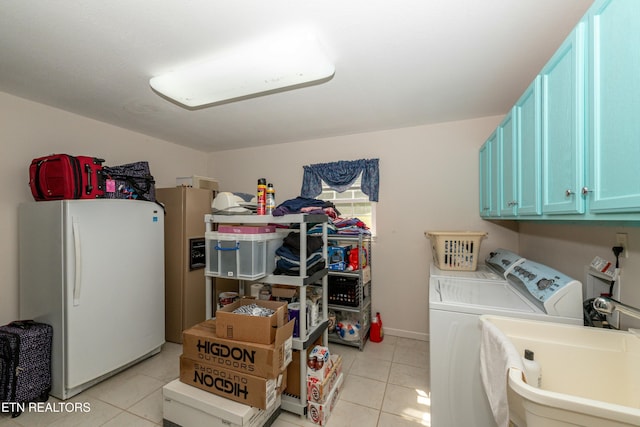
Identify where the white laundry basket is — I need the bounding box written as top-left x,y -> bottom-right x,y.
426,231 -> 487,271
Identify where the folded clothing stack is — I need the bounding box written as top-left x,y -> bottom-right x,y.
273,232 -> 325,276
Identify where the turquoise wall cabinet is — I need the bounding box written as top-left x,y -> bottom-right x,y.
515,77 -> 542,216
540,20 -> 586,215
479,0 -> 640,222
498,111 -> 518,217
479,140 -> 491,217
587,0 -> 640,214
479,131 -> 499,218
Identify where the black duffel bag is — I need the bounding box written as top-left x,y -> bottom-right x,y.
103,161 -> 156,202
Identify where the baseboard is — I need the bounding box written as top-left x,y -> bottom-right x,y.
384,327 -> 429,342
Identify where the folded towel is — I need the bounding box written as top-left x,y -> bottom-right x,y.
479,318 -> 525,427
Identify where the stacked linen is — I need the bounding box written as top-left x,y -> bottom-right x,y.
272,197 -> 339,218
332,217 -> 370,235
273,232 -> 325,276
307,217 -> 371,236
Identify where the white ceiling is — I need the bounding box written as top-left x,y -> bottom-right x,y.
0,1 -> 593,152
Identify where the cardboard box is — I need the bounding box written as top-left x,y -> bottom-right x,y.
270,285 -> 298,301
176,175 -> 219,191
215,299 -> 288,345
307,373 -> 344,425
180,356 -> 286,410
182,319 -> 294,379
307,355 -> 343,404
163,379 -> 281,427
287,335 -> 322,398
306,346 -> 332,383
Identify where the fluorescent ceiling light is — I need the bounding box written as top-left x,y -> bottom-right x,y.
149,31 -> 335,108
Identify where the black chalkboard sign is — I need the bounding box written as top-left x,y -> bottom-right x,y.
189,237 -> 206,270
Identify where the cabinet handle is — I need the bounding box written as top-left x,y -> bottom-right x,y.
581,187 -> 594,195
565,189 -> 575,197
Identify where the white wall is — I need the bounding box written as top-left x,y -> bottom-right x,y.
0,91 -> 209,324
519,222 -> 640,330
13,88 -> 634,339
209,117 -> 520,340
0,90 -> 520,339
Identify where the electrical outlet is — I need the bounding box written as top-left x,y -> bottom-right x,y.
616,233 -> 628,258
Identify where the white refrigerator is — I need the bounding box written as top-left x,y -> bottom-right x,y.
19,199 -> 165,400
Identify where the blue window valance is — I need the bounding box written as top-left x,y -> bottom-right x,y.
300,158 -> 379,202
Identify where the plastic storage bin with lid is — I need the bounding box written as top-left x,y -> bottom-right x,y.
206,231 -> 286,280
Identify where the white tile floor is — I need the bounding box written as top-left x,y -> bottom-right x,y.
0,335 -> 430,427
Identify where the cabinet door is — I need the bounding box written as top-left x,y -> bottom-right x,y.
479,132 -> 500,218
515,77 -> 542,216
588,0 -> 640,213
541,21 -> 586,214
479,141 -> 491,217
499,110 -> 518,217
489,131 -> 501,218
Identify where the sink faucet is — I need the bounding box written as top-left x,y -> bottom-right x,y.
593,297 -> 640,321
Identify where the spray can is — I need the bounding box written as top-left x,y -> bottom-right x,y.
266,183 -> 276,215
257,178 -> 267,215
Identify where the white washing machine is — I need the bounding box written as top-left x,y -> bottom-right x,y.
429,249 -> 583,427
429,262 -> 505,281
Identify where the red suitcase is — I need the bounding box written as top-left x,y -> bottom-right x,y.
29,154 -> 105,201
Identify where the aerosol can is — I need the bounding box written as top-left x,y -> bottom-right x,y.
257,178 -> 267,215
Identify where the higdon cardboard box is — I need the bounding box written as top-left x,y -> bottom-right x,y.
163,379 -> 281,427
182,318 -> 294,379
180,355 -> 287,410
215,299 -> 288,345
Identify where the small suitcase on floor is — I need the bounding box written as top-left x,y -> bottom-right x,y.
29,154 -> 105,201
0,320 -> 53,417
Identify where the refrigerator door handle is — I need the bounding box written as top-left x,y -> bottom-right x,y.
72,219 -> 82,306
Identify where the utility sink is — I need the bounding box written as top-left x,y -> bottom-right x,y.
481,315 -> 640,427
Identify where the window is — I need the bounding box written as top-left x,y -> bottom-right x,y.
319,176 -> 376,236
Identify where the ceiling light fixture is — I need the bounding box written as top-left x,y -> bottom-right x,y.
149,30 -> 335,109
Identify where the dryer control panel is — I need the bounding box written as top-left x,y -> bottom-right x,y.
506,259 -> 583,319
486,248 -> 525,277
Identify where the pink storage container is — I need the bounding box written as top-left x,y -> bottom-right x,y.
217,225 -> 276,234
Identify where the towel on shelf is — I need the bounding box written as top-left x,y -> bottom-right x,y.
479,318 -> 525,427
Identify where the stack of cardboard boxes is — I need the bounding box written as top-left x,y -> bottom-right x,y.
163,299 -> 294,427
305,346 -> 344,425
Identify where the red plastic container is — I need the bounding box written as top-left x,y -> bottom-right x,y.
370,312 -> 384,342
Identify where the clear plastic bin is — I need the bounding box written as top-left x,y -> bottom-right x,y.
205,231 -> 285,280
